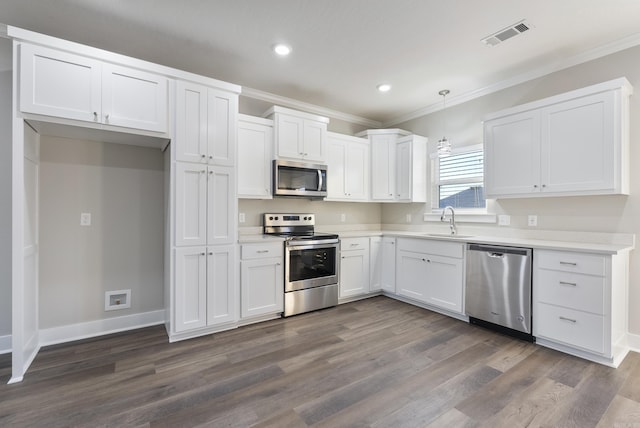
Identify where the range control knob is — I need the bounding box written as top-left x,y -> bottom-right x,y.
308,215 -> 313,221
269,216 -> 274,220
275,216 -> 279,220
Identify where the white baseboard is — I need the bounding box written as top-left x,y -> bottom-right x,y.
627,332 -> 640,353
0,335 -> 11,355
39,310 -> 166,347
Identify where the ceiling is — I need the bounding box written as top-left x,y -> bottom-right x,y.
1,0 -> 640,125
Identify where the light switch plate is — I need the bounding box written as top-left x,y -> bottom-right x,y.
406,214 -> 412,223
238,212 -> 246,223
528,215 -> 538,227
498,215 -> 511,226
340,213 -> 346,222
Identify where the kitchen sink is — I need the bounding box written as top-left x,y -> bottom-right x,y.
424,233 -> 474,239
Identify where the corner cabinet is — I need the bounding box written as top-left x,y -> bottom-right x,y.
370,236 -> 396,293
237,114 -> 273,199
20,43 -> 169,134
264,106 -> 329,162
395,238 -> 464,315
484,78 -> 632,199
533,249 -> 630,367
326,132 -> 370,201
169,79 -> 240,340
358,129 -> 428,202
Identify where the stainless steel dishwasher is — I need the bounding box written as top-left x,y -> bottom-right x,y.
465,243 -> 533,341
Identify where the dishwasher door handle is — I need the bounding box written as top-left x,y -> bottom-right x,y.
487,252 -> 505,258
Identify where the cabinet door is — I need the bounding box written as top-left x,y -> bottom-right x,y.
275,114 -> 304,159
20,43 -> 101,123
541,92 -> 615,193
381,237 -> 396,293
369,237 -> 382,292
424,255 -> 463,313
241,257 -> 284,318
237,119 -> 273,198
175,81 -> 208,163
396,140 -> 412,200
206,245 -> 236,326
340,249 -> 370,298
345,141 -> 369,200
371,135 -> 396,201
484,110 -> 541,197
396,250 -> 428,302
207,166 -> 236,245
174,247 -> 207,332
302,119 -> 326,162
102,63 -> 168,133
207,88 -> 237,166
175,163 -> 207,246
326,139 -> 347,199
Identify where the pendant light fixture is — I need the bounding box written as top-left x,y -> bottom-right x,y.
437,89 -> 452,157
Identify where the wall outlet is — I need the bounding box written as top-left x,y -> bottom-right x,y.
340,213 -> 346,222
406,214 -> 412,223
238,212 -> 246,223
105,289 -> 131,311
528,215 -> 538,227
498,215 -> 511,226
80,212 -> 91,226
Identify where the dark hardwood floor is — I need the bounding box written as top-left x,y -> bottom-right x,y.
1,296 -> 640,427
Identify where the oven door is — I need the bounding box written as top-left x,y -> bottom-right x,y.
285,241 -> 340,292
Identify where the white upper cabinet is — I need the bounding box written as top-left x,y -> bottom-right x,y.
359,129 -> 427,202
264,106 -> 329,162
176,81 -> 238,165
20,43 -> 169,134
326,132 -> 369,201
484,78 -> 632,199
237,115 -> 273,199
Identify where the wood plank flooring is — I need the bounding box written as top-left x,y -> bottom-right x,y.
1,296 -> 640,427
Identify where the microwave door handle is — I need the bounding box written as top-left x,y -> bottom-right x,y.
317,169 -> 323,191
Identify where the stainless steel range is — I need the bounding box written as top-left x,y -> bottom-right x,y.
263,213 -> 340,317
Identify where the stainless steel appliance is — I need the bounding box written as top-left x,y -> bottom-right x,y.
273,160 -> 327,199
465,243 -> 533,341
263,213 -> 339,317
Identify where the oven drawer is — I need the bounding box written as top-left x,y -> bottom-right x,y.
241,242 -> 283,260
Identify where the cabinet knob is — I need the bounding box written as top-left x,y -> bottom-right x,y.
200,252 -> 206,256
533,184 -> 538,188
201,154 -> 206,158
276,262 -> 281,266
93,112 -> 98,120
542,184 -> 547,188
105,114 -> 109,121
208,252 -> 213,255
209,156 -> 213,160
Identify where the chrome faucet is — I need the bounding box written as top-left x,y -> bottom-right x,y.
441,206 -> 457,235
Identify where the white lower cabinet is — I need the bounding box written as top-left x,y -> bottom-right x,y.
240,242 -> 284,318
533,248 -> 629,365
370,236 -> 396,293
395,238 -> 464,314
174,245 -> 236,333
339,237 -> 370,299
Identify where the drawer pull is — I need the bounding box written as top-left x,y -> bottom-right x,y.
559,281 -> 577,287
559,261 -> 577,266
559,316 -> 577,323
256,250 -> 270,253
350,243 -> 359,247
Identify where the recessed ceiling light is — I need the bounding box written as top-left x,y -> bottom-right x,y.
273,44 -> 292,56
377,83 -> 391,92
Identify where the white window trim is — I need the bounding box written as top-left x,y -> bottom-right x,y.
429,143 -> 496,223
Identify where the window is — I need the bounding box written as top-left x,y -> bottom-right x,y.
432,146 -> 485,210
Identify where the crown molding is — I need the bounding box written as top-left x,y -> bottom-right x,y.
383,31 -> 640,127
241,86 -> 382,128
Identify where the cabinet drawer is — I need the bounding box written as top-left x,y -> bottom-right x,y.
536,250 -> 606,276
536,269 -> 605,314
535,303 -> 605,354
341,237 -> 370,252
397,238 -> 463,259
241,242 -> 283,260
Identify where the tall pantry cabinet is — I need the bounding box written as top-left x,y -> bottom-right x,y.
168,80 -> 241,340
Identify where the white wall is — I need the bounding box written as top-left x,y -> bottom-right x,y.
38,136 -> 164,328
0,67 -> 12,338
389,44 -> 640,334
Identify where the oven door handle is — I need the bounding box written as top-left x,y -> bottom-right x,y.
317,169 -> 323,192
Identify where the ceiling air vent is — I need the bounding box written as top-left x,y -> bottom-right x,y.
482,20 -> 531,46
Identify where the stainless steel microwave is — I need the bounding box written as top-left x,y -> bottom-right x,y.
273,159 -> 327,198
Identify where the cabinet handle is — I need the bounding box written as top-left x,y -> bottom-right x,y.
542,184 -> 547,188
342,256 -> 346,259
533,184 -> 538,188
559,316 -> 577,323
200,170 -> 206,174
209,155 -> 213,160
201,154 -> 206,158
209,171 -> 213,175
93,112 -> 98,120
276,262 -> 281,266
257,250 -> 269,253
105,114 -> 109,121
559,281 -> 577,287
208,252 -> 213,255
200,252 -> 206,256
350,243 -> 359,247
391,242 -> 395,245
559,261 -> 577,266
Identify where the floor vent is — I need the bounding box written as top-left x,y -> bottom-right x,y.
482,20 -> 531,46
